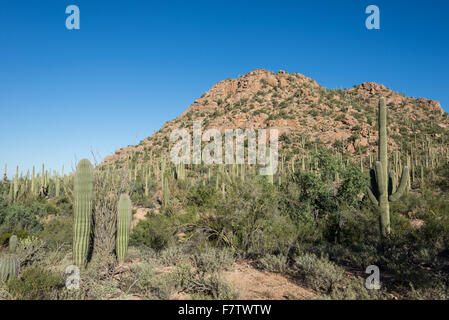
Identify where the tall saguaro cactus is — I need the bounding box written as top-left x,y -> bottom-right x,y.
367,98 -> 409,237
116,194 -> 132,264
73,159 -> 94,268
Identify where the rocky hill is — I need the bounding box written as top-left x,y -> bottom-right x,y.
103,69 -> 448,164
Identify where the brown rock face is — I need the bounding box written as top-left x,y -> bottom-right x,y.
101,69 -> 448,165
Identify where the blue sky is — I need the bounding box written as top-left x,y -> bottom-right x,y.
1,0 -> 448,177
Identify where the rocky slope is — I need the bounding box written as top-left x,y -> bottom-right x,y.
103,69 -> 448,164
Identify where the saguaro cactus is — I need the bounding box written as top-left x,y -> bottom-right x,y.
367,98 -> 409,237
116,194 -> 132,264
163,177 -> 170,208
0,256 -> 19,283
73,159 -> 94,268
9,235 -> 18,253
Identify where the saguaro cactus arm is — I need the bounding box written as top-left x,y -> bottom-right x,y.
374,161 -> 386,194
389,171 -> 396,194
389,166 -> 409,202
366,186 -> 378,207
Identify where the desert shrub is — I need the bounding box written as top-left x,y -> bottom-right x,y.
436,163 -> 449,191
258,254 -> 288,273
40,216 -> 72,246
131,253 -> 238,300
132,193 -> 154,208
15,236 -> 47,267
0,281 -> 12,300
188,274 -> 239,300
131,263 -> 174,299
130,214 -> 177,250
159,246 -> 187,266
69,272 -> 122,300
192,247 -> 235,273
279,133 -> 292,144
292,253 -> 344,293
131,262 -> 196,299
187,184 -> 218,209
420,197 -> 449,250
310,148 -> 341,181
0,200 -> 44,235
203,179 -> 298,257
337,164 -> 369,207
324,206 -> 379,247
405,284 -> 449,300
323,275 -> 387,300
296,172 -> 337,217
88,279 -> 122,300
7,266 -> 64,300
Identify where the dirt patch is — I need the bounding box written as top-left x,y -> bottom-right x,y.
131,207 -> 151,229
223,262 -> 315,300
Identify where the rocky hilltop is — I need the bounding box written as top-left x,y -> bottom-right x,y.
104,69 -> 448,164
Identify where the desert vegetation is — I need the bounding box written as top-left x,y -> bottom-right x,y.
1,71 -> 449,300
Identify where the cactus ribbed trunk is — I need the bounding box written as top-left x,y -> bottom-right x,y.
163,177 -> 169,208
73,159 -> 94,268
378,98 -> 390,237
0,256 -> 19,283
116,194 -> 132,264
9,235 -> 18,253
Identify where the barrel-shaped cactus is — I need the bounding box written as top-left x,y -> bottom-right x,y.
0,256 -> 20,283
367,98 -> 409,237
116,194 -> 132,264
9,235 -> 18,253
73,159 -> 94,268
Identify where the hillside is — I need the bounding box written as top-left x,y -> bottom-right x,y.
103,69 -> 448,165
2,69 -> 449,301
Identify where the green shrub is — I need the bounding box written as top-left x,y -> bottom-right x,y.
187,184 -> 218,209
292,253 -> 344,293
0,200 -> 44,235
15,236 -> 47,267
206,179 -> 298,257
159,246 -> 186,266
189,274 -> 239,300
192,247 -> 235,273
7,266 -> 63,300
40,216 -> 72,246
258,254 -> 288,273
337,165 -> 369,207
130,214 -> 176,250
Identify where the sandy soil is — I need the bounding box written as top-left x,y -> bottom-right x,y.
222,262 -> 314,300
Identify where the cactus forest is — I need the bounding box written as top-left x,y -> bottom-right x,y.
1,88 -> 448,300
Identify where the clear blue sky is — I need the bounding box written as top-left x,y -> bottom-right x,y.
1,0 -> 448,177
